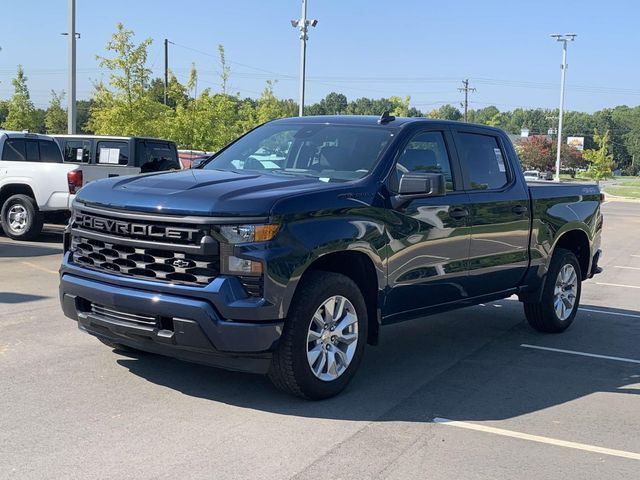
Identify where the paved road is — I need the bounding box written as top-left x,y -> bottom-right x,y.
1,201 -> 639,479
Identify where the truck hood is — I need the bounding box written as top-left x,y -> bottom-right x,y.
75,169 -> 338,217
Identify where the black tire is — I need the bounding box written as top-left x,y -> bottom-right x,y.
1,194 -> 44,241
268,271 -> 368,400
157,160 -> 181,172
524,248 -> 582,333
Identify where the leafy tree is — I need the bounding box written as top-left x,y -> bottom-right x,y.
3,65 -> 39,132
0,100 -> 9,126
427,104 -> 462,121
88,23 -> 172,136
584,129 -> 615,183
45,90 -> 67,134
218,44 -> 231,95
515,135 -> 583,175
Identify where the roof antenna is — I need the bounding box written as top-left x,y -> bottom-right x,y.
377,111 -> 396,124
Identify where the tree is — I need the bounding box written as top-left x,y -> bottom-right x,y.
45,90 -> 67,134
583,129 -> 615,183
88,23 -> 172,136
3,65 -> 39,132
427,104 -> 462,121
218,44 -> 231,95
515,136 -> 554,171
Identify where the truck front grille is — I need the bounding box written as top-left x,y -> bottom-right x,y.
71,236 -> 219,286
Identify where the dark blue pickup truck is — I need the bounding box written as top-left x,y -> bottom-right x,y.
59,115 -> 603,399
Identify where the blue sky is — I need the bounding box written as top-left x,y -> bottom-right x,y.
1,0 -> 639,112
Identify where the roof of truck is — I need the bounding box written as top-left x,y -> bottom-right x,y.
271,115 -> 506,133
0,130 -> 57,141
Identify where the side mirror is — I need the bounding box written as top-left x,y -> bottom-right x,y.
191,157 -> 207,169
393,172 -> 446,208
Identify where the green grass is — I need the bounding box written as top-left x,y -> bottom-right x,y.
603,186 -> 640,198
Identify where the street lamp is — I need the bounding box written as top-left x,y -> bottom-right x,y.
291,0 -> 318,116
550,33 -> 577,182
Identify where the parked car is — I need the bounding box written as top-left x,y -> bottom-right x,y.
178,150 -> 214,169
54,135 -> 180,184
59,115 -> 603,399
523,170 -> 541,181
1,131 -> 82,240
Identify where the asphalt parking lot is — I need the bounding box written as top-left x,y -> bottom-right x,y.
1,200 -> 639,480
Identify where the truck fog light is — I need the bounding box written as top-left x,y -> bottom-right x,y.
228,256 -> 263,275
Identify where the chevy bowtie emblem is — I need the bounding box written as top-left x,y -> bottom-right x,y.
172,259 -> 191,268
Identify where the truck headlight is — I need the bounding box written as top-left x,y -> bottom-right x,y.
218,224 -> 279,244
218,224 -> 279,276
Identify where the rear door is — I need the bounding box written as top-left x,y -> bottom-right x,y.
383,127 -> 472,319
452,127 -> 531,296
85,140 -> 137,183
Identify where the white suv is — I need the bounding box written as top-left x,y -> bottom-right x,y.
0,131 -> 82,240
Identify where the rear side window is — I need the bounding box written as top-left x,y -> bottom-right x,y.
63,140 -> 92,163
1,139 -> 26,161
394,131 -> 454,191
39,140 -> 63,163
140,142 -> 178,172
97,141 -> 129,166
456,133 -> 509,190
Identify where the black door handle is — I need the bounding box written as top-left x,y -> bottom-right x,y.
449,207 -> 469,220
512,205 -> 528,215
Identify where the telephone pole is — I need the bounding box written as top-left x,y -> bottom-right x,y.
67,0 -> 77,133
164,39 -> 171,105
458,79 -> 476,122
291,0 -> 318,116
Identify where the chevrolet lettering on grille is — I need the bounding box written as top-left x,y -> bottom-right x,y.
74,213 -> 201,242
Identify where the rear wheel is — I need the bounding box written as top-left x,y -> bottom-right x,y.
1,194 -> 44,241
268,271 -> 367,399
524,248 -> 582,333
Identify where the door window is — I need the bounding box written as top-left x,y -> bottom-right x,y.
394,131 -> 454,191
456,133 -> 509,190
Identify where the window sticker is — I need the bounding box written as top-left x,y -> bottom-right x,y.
76,148 -> 84,161
99,148 -> 120,164
494,148 -> 506,172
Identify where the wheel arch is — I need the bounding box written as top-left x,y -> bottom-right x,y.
290,250 -> 382,346
552,228 -> 590,280
0,183 -> 37,209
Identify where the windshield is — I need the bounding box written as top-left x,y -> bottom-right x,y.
203,123 -> 394,182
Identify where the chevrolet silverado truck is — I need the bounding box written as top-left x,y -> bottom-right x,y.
59,115 -> 603,399
1,131 -> 83,240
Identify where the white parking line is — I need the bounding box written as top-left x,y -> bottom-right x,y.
521,344 -> 640,365
21,261 -> 58,275
631,255 -> 640,258
580,307 -> 640,319
614,265 -> 640,271
595,282 -> 640,289
433,417 -> 640,461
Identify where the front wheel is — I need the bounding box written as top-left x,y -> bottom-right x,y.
268,271 -> 368,399
524,248 -> 582,333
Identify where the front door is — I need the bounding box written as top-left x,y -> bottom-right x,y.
383,128 -> 471,320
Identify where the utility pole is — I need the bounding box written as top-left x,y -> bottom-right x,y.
164,38 -> 169,105
458,79 -> 476,122
291,0 -> 318,116
67,0 -> 77,134
550,33 -> 577,182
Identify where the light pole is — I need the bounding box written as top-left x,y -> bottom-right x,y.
291,0 -> 317,117
62,0 -> 79,134
550,33 -> 576,182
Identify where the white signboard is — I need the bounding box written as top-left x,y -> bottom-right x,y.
567,137 -> 584,151
99,148 -> 121,164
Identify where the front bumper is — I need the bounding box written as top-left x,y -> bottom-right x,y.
60,273 -> 284,374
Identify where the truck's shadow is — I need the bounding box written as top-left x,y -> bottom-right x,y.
116,301 -> 640,423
